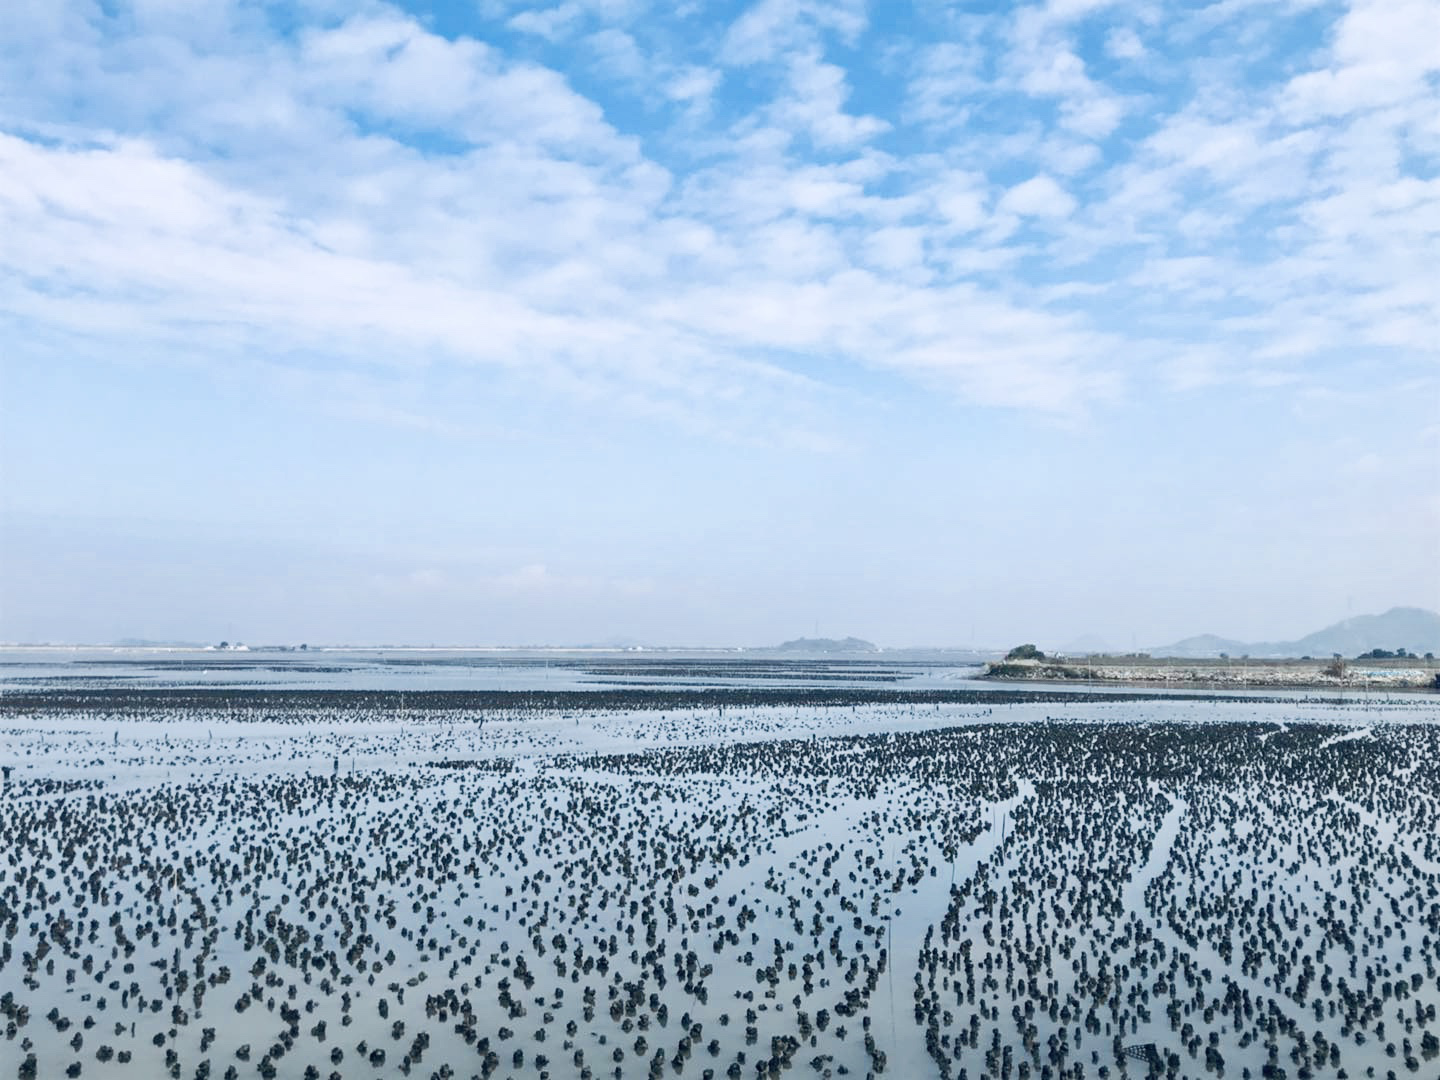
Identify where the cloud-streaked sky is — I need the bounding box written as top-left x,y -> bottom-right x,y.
1,0 -> 1437,648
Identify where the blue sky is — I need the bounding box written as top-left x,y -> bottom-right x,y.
1,0 -> 1437,648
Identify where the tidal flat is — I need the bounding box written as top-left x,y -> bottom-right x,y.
3,652 -> 1439,1080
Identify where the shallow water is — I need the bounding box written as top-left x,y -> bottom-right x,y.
3,664 -> 1438,1080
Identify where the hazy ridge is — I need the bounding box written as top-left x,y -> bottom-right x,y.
1154,606 -> 1440,658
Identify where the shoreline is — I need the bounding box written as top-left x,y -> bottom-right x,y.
981,658 -> 1440,692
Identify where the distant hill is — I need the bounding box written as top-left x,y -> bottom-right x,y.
1285,607 -> 1440,657
1157,633 -> 1253,659
1154,607 -> 1440,658
1059,633 -> 1116,655
770,636 -> 880,654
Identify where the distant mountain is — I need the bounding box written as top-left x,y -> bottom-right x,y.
1157,633 -> 1252,659
1059,633 -> 1116,655
1285,607 -> 1440,658
770,636 -> 880,654
1154,607 -> 1440,659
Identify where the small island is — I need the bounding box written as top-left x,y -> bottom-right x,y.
769,636 -> 880,653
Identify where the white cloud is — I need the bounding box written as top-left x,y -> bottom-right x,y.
998,174 -> 1077,218
863,226 -> 929,275
2,0 -> 1437,648
928,173 -> 990,233
665,65 -> 721,107
499,0 -> 641,39
2,0 -> 1432,444
721,0 -> 868,65
300,14 -> 623,151
1060,95 -> 1124,139
509,4 -> 585,40
1104,26 -> 1146,60
1282,0 -> 1440,119
585,28 -> 646,78
768,51 -> 889,148
905,41 -> 988,129
1005,7 -> 1128,138
1015,41 -> 1091,97
1042,0 -> 1122,20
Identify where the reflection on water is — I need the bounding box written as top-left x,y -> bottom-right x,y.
2,656 -> 1436,1080
0,647 -> 988,693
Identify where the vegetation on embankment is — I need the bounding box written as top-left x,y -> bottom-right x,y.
983,651 -> 1440,690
